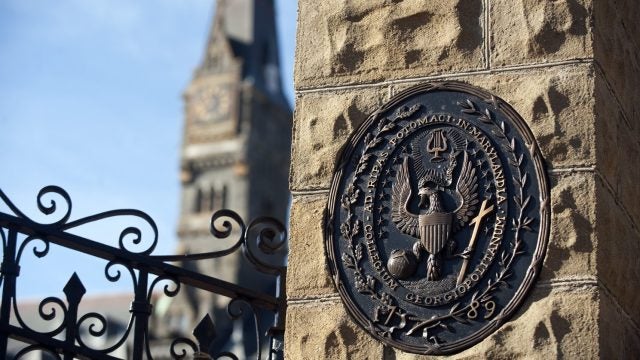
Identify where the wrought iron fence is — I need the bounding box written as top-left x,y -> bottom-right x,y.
0,186 -> 286,360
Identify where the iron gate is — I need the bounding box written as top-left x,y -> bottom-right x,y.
0,186 -> 286,359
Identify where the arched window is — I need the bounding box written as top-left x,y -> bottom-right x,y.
194,184 -> 228,213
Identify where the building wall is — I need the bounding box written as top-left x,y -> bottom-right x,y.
287,1 -> 639,358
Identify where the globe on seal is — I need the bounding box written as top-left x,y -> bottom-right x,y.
387,249 -> 418,279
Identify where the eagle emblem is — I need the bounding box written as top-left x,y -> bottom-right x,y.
326,82 -> 549,351
391,130 -> 479,281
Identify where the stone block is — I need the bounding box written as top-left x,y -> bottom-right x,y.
594,74 -> 623,189
286,194 -> 335,298
541,172 -> 597,282
368,287 -> 599,359
599,290 -> 640,359
290,87 -> 388,191
596,179 -> 640,323
285,300 -> 384,359
594,0 -> 640,129
596,70 -> 640,223
392,64 -> 597,169
613,126 -> 640,223
490,0 -> 593,67
295,0 -> 484,89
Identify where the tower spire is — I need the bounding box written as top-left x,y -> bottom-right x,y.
197,0 -> 286,103
212,0 -> 227,34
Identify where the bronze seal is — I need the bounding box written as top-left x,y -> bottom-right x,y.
325,82 -> 550,354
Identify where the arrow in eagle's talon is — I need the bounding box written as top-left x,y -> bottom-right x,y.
456,199 -> 494,286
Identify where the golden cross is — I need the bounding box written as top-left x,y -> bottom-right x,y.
456,199 -> 495,286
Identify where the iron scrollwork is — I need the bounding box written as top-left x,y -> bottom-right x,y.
0,186 -> 286,360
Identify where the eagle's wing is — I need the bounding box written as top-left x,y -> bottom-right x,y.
453,151 -> 479,231
391,157 -> 419,237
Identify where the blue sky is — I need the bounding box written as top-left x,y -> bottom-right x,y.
0,0 -> 297,299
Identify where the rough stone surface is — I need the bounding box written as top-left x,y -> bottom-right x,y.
392,65 -> 597,169
289,0 -> 640,358
491,0 -> 593,67
295,0 -> 484,89
286,194 -> 335,298
293,67 -> 596,192
596,73 -> 640,224
594,73 -> 640,272
614,126 -> 640,222
596,179 -> 640,324
382,287 -> 599,359
285,301 -> 384,359
290,88 -> 387,191
599,290 -> 640,359
541,172 -> 596,282
595,75 -> 623,188
594,0 -> 640,130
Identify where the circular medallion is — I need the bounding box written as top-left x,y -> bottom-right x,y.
325,82 -> 550,354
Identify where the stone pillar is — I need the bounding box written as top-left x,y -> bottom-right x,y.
287,1 -> 639,358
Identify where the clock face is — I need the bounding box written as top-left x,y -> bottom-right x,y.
189,84 -> 233,124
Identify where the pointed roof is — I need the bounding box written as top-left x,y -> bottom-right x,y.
196,0 -> 287,104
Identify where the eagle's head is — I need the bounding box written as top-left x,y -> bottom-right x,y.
417,152 -> 458,208
418,179 -> 441,207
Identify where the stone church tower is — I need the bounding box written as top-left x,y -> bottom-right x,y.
164,0 -> 291,355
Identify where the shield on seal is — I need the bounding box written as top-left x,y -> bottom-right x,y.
418,212 -> 453,254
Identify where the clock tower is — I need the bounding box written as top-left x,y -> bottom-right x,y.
165,0 -> 291,356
